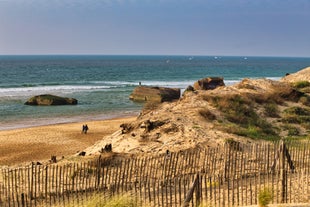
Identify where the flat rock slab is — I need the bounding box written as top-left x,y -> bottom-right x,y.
129,86 -> 180,102
25,94 -> 78,106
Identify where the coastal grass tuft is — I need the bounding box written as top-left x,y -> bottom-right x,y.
293,80 -> 310,89
42,193 -> 143,207
284,106 -> 310,116
287,127 -> 300,136
258,187 -> 273,207
282,106 -> 310,127
199,108 -> 216,121
263,103 -> 280,117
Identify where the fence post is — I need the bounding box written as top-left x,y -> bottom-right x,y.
182,173 -> 199,207
281,141 -> 287,203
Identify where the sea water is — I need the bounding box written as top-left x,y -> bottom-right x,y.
1,55 -> 310,130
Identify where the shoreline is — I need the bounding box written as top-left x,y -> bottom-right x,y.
0,111 -> 140,131
0,115 -> 137,167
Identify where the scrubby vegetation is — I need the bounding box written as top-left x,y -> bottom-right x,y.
203,94 -> 279,141
46,193 -> 142,207
258,187 -> 273,207
293,81 -> 310,89
199,79 -> 310,141
282,106 -> 310,124
198,108 -> 216,121
263,103 -> 280,117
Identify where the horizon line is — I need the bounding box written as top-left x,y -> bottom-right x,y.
0,54 -> 309,58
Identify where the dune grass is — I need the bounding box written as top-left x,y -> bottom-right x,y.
38,193 -> 146,207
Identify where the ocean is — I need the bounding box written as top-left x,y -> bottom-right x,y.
1,55 -> 310,130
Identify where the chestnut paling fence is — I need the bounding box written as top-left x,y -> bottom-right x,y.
0,140 -> 309,207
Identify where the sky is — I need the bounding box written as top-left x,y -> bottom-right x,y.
0,0 -> 309,57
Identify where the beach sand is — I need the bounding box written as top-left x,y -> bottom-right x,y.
0,116 -> 136,166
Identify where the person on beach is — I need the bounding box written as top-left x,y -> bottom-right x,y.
82,124 -> 89,134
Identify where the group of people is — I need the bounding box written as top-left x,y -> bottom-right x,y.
82,124 -> 89,134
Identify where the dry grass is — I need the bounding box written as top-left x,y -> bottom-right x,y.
198,108 -> 216,121
37,193 -> 145,207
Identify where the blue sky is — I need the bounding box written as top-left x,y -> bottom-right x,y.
0,0 -> 309,57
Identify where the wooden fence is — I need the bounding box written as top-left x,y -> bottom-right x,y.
0,140 -> 309,207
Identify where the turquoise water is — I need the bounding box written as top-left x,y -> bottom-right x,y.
1,55 -> 310,130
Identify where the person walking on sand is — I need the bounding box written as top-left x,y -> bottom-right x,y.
82,124 -> 89,134
82,125 -> 85,134
84,124 -> 89,134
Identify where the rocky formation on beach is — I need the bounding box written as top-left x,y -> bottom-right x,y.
129,86 -> 180,102
84,67 -> 310,156
25,94 -> 78,106
193,77 -> 225,90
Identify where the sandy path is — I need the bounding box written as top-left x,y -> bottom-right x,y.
0,116 -> 136,166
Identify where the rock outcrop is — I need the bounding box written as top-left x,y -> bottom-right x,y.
129,86 -> 180,102
193,77 -> 225,90
25,94 -> 78,106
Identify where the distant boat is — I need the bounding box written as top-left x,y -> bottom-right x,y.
214,56 -> 218,59
188,57 -> 194,61
244,57 -> 248,60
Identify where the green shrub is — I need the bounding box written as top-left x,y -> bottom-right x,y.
282,115 -> 310,124
208,95 -> 258,126
224,123 -> 279,141
288,127 -> 299,136
207,95 -> 278,140
293,81 -> 310,88
258,187 -> 273,207
264,103 -> 280,117
283,107 -> 310,125
284,106 -> 310,116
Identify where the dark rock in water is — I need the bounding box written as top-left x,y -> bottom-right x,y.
129,86 -> 180,102
25,94 -> 78,106
193,77 -> 225,90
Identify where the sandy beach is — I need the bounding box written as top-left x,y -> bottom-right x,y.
0,116 -> 136,166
